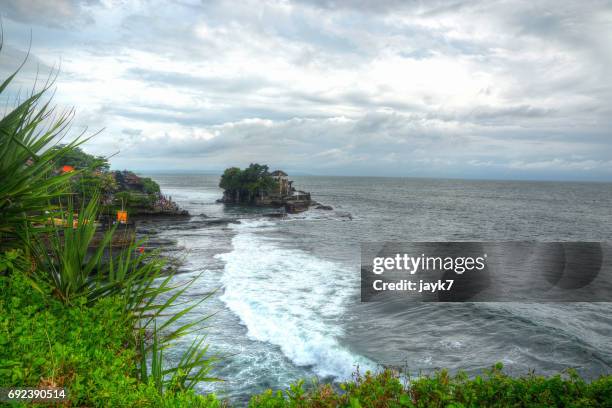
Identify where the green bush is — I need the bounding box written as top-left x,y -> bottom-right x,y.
114,190 -> 156,212
50,145 -> 110,172
0,273 -> 222,407
248,367 -> 611,408
141,177 -> 161,195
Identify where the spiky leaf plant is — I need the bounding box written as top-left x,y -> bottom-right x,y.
0,42 -> 83,250
140,321 -> 221,395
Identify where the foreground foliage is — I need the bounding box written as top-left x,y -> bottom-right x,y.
0,41 -> 219,406
249,367 -> 611,408
0,273 -> 222,407
0,65 -> 80,250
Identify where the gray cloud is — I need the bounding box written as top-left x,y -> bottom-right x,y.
1,0 -> 101,28
125,68 -> 271,93
0,0 -> 611,180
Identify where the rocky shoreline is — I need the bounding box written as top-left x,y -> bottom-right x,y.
218,195 -> 334,214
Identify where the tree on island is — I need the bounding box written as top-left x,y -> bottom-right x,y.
219,163 -> 278,203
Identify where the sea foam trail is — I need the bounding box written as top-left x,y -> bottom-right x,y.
216,219 -> 374,379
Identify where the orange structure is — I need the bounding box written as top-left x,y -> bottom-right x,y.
117,210 -> 128,224
61,165 -> 75,173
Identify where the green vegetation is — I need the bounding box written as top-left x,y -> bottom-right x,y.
249,366 -> 611,407
1,41 -> 610,408
219,164 -> 278,203
0,272 -> 222,407
50,145 -> 110,172
0,68 -> 79,251
0,46 -> 218,406
51,145 -> 118,203
50,145 -> 169,215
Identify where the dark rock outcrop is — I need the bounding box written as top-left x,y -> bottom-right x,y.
263,212 -> 287,218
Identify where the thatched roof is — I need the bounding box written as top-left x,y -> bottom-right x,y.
270,170 -> 288,177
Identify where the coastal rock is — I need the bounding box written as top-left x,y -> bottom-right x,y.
315,204 -> 333,210
134,209 -> 190,217
285,200 -> 310,213
263,212 -> 286,218
201,217 -> 241,225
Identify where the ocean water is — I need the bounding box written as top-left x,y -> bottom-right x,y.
140,174 -> 612,404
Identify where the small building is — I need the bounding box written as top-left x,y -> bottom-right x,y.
270,170 -> 290,196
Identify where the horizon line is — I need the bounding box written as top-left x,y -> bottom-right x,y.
125,169 -> 612,184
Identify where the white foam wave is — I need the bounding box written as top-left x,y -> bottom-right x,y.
216,219 -> 374,379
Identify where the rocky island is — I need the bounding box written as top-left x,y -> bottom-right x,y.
218,164 -> 319,213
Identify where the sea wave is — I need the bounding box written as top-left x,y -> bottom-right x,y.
216,219 -> 374,379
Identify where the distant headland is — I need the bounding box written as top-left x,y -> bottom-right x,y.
52,145 -> 188,218
217,163 -> 331,213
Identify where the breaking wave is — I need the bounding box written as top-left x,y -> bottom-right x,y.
216,219 -> 374,379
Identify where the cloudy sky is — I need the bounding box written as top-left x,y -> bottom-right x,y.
1,0 -> 612,180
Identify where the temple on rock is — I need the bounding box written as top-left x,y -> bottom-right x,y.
219,165 -> 312,213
